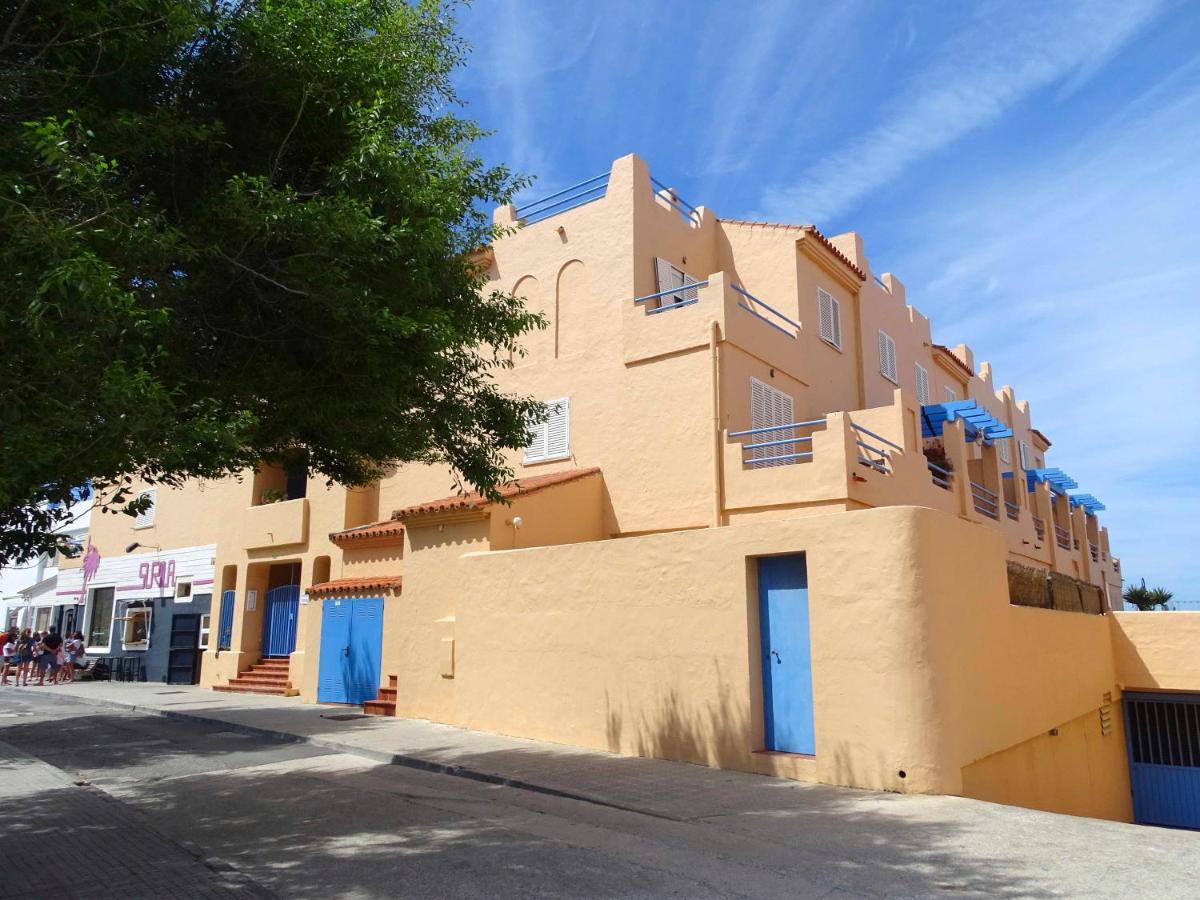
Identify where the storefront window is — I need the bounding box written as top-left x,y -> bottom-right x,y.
35,607 -> 51,632
87,587 -> 115,649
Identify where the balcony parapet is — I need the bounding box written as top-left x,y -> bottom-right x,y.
244,498 -> 309,550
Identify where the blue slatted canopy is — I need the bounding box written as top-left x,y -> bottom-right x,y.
1069,494 -> 1106,515
1026,467 -> 1078,494
921,401 -> 1014,445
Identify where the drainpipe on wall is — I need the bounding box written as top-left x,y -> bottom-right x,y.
710,319 -> 725,527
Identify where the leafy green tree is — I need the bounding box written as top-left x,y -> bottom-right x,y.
1123,580 -> 1174,611
0,0 -> 544,565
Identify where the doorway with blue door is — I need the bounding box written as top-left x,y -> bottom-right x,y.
1124,691 -> 1200,829
757,553 -> 816,755
262,562 -> 301,659
317,596 -> 384,705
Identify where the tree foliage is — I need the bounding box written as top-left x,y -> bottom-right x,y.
1123,579 -> 1174,612
0,0 -> 544,565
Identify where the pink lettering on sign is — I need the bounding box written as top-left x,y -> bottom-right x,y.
137,560 -> 176,590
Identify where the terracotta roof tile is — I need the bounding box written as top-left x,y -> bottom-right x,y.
931,344 -> 975,380
718,219 -> 867,281
392,467 -> 601,521
329,520 -> 406,547
1030,427 -> 1053,449
308,576 -> 402,597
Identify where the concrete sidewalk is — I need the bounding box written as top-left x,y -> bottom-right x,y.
15,679 -> 797,819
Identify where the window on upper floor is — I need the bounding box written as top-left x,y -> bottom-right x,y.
1018,440 -> 1032,470
878,331 -> 898,383
524,398 -> 570,464
944,386 -> 958,403
818,288 -> 841,349
998,438 -> 1010,464
134,489 -> 156,528
750,378 -> 796,467
654,258 -> 700,308
915,364 -> 930,405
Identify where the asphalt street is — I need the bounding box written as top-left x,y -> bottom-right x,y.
2,690 -> 1197,899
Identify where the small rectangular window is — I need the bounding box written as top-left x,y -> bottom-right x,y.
175,581 -> 192,602
654,258 -> 700,308
35,606 -> 51,632
122,602 -> 152,648
818,288 -> 841,349
1019,440 -> 1032,470
878,331 -> 898,383
944,386 -> 957,403
915,364 -> 930,405
198,615 -> 211,651
524,398 -> 570,464
998,439 -> 1010,464
134,489 -> 156,528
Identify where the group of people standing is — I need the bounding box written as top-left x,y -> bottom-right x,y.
1,625 -> 87,686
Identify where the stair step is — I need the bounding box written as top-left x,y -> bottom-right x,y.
256,659 -> 292,669
214,684 -> 289,696
232,674 -> 291,686
377,687 -> 397,701
363,700 -> 396,716
388,675 -> 397,687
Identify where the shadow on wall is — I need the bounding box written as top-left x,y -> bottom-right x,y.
0,703 -> 1089,898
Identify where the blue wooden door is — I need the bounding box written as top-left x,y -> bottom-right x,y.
1125,692 -> 1200,829
217,590 -> 235,650
317,597 -> 383,705
758,554 -> 815,754
317,600 -> 352,703
262,584 -> 300,658
348,598 -> 384,705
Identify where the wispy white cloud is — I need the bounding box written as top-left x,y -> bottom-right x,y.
757,0 -> 1166,223
891,57 -> 1200,598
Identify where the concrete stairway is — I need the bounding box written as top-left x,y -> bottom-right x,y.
363,675 -> 397,716
213,657 -> 299,697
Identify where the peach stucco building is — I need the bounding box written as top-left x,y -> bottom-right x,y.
62,155 -> 1200,827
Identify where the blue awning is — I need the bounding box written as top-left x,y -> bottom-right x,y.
1026,467 -> 1078,494
921,401 -> 1014,444
1069,493 -> 1105,515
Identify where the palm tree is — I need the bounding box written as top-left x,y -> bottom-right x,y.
1123,579 -> 1174,611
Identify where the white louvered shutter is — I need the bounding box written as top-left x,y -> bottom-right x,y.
750,379 -> 795,467
944,386 -> 957,402
546,399 -> 569,458
915,364 -> 930,405
818,289 -> 834,345
878,331 -> 897,382
830,294 -> 842,348
1019,440 -> 1031,470
655,258 -> 698,308
134,489 -> 156,528
523,419 -> 548,463
998,438 -> 1010,464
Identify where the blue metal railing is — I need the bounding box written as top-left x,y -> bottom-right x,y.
650,176 -> 701,226
732,284 -> 799,339
971,481 -> 999,519
927,461 -> 953,490
515,173 -> 609,225
730,419 -> 827,467
633,280 -> 709,314
851,423 -> 900,475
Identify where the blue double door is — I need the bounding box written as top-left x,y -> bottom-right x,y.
262,584 -> 300,658
758,554 -> 816,755
318,597 -> 384,705
1125,692 -> 1200,829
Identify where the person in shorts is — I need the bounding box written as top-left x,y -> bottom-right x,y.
1,630 -> 17,685
62,632 -> 86,683
37,626 -> 63,686
16,629 -> 35,686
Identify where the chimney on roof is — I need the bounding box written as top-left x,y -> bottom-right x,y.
951,343 -> 974,375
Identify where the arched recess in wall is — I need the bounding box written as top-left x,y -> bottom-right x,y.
511,275 -> 550,365
555,260 -> 589,358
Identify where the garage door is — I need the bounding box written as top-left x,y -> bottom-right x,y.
1125,692 -> 1200,829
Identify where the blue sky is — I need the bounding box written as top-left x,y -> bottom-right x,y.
453,1 -> 1200,602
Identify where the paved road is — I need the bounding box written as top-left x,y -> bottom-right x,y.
2,690 -> 1197,899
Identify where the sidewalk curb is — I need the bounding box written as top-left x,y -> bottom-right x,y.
26,688 -> 681,821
